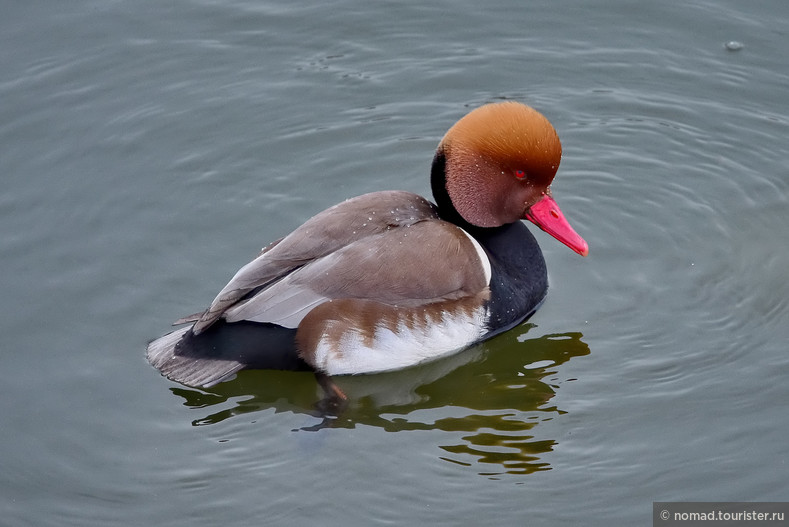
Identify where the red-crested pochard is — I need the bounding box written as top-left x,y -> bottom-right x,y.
147,101 -> 588,392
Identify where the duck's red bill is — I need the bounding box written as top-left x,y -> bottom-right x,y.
524,194 -> 589,257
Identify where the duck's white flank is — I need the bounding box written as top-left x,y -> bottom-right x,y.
313,304 -> 490,375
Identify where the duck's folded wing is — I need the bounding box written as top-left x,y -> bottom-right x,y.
221,219 -> 492,327
192,191 -> 440,333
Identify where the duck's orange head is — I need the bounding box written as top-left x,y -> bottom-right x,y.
432,101 -> 588,256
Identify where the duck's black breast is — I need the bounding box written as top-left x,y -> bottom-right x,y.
473,221 -> 548,339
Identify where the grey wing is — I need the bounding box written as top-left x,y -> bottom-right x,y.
191,191 -> 440,334
221,220 -> 491,328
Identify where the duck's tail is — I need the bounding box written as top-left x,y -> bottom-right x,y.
146,321 -> 310,388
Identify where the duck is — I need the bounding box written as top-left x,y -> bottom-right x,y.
147,101 -> 588,395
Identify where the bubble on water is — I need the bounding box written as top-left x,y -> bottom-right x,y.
725,40 -> 743,51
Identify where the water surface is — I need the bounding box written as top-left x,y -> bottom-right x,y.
1,1 -> 788,525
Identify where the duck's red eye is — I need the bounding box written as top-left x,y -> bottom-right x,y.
515,169 -> 526,180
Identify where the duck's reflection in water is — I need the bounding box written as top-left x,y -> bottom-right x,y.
170,325 -> 590,476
